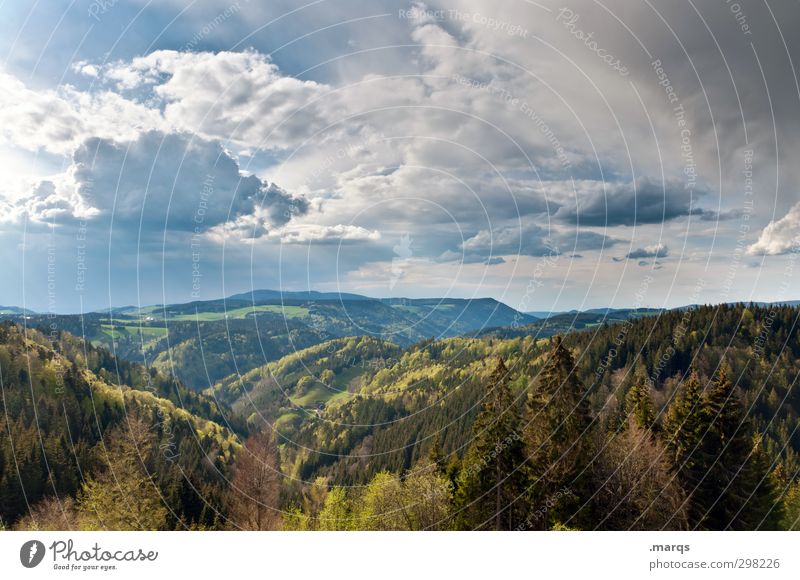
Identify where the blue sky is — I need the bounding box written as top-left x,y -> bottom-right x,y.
1,0 -> 799,313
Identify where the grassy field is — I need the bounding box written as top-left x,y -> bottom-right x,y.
288,365 -> 366,407
166,305 -> 309,321
98,324 -> 169,350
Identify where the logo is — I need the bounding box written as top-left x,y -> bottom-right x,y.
20,540 -> 46,568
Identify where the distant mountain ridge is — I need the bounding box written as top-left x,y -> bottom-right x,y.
228,289 -> 373,302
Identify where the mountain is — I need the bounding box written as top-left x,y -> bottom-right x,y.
480,308 -> 663,341
228,289 -> 372,302
0,292 -> 538,390
4,302 -> 800,531
526,307 -> 663,318
0,305 -> 35,316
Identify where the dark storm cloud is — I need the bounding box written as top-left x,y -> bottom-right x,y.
555,178 -> 707,227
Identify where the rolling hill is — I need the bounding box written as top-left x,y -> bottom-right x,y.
0,291 -> 539,390
0,322 -> 240,529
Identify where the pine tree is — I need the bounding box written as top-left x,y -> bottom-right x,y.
663,371 -> 703,481
625,372 -> 656,431
525,337 -> 593,529
455,357 -> 528,530
690,365 -> 781,529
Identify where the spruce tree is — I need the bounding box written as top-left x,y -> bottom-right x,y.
456,357 -> 528,530
525,336 -> 593,529
690,365 -> 780,529
625,372 -> 656,431
663,371 -> 703,480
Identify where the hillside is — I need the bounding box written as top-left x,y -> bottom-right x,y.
4,302 -> 800,530
0,323 -> 240,530
216,303 -> 800,530
0,292 -> 538,390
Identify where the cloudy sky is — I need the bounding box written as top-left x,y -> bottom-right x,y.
1,0 -> 799,313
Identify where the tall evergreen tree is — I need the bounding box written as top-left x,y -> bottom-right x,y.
625,372 -> 656,431
663,371 -> 704,481
690,365 -> 781,529
456,357 -> 528,530
525,336 -> 593,529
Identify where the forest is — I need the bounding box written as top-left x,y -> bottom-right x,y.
2,302 -> 800,530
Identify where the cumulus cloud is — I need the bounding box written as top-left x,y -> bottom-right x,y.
746,203 -> 800,256
0,179 -> 98,226
4,0 -> 800,310
72,131 -> 306,235
0,72 -> 164,155
100,50 -> 338,149
624,243 -> 669,260
449,222 -> 618,263
276,224 -> 381,244
0,131 -> 307,241
612,242 -> 669,266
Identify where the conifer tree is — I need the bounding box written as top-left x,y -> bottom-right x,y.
625,372 -> 656,431
77,417 -> 168,531
690,365 -> 781,529
456,357 -> 528,530
525,337 -> 593,529
663,371 -> 703,479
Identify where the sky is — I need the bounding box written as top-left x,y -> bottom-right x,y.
1,0 -> 799,314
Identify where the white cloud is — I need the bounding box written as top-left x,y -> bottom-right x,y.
275,223 -> 381,244
101,50 -> 339,149
0,177 -> 98,226
0,72 -> 165,156
0,131 -> 306,239
746,203 -> 800,256
454,222 -> 618,263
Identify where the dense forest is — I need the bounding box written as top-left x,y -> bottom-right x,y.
2,302 -> 800,530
